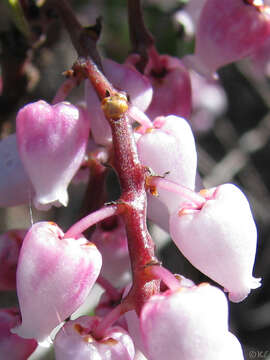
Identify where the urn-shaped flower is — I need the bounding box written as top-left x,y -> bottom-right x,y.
16,100 -> 90,210
170,184 -> 261,302
12,222 -> 102,344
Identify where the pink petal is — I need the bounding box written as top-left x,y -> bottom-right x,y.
12,222 -> 102,343
144,55 -> 192,120
16,101 -> 90,210
140,284 -> 244,360
170,184 -> 261,302
185,0 -> 270,76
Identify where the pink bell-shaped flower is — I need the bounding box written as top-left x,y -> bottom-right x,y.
0,134 -> 33,207
184,0 -> 270,77
124,275 -> 195,357
11,221 -> 102,344
0,308 -> 37,360
85,58 -> 152,145
54,315 -> 135,360
0,229 -> 26,291
170,183 -> 261,302
16,100 -> 90,210
126,50 -> 191,119
90,216 -> 131,287
140,283 -> 244,360
144,52 -> 192,120
137,115 -> 197,214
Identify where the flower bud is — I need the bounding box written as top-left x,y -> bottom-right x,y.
170,183 -> 261,302
16,100 -> 90,210
0,229 -> 26,290
140,284 -> 244,360
12,222 -> 102,344
0,308 -> 37,360
54,315 -> 135,360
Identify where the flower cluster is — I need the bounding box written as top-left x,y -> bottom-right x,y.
0,0 -> 268,359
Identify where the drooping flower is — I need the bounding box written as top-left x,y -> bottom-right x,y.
124,275 -> 195,356
12,222 -> 102,344
144,53 -> 192,120
126,50 -> 192,120
137,115 -> 197,214
169,183 -> 261,302
184,0 -> 270,77
16,100 -> 90,210
140,283 -> 244,360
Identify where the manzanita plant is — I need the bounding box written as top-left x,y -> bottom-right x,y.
0,0 -> 267,359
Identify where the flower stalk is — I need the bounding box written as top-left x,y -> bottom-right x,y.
53,0 -> 160,314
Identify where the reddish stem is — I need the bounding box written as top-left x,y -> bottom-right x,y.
73,57 -> 115,101
128,105 -> 153,133
147,45 -> 164,74
64,205 -> 118,239
147,176 -> 206,208
55,0 -> 160,315
93,302 -> 129,339
101,96 -> 160,312
52,77 -> 78,104
147,265 -> 180,292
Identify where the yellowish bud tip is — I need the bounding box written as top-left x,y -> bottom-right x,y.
102,93 -> 128,120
